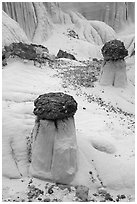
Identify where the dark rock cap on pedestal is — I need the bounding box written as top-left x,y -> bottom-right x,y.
33,92 -> 78,120
101,39 -> 128,61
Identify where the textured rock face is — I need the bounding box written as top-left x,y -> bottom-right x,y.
2,42 -> 51,67
2,2 -> 116,46
2,2 -> 37,40
101,40 -> 128,61
33,92 -> 78,120
2,11 -> 29,47
2,2 -> 53,44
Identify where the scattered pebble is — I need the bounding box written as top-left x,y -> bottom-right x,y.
76,185 -> 89,201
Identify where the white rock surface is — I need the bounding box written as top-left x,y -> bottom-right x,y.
30,117 -> 77,184
2,2 -> 116,46
99,60 -> 127,87
2,11 -> 29,47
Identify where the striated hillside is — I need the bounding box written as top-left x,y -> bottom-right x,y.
60,2 -> 135,31
2,2 -> 115,46
2,11 -> 29,46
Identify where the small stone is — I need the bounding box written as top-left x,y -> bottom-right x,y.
52,198 -> 59,202
21,199 -> 25,202
71,186 -> 76,191
93,193 -> 98,196
98,187 -> 107,195
57,49 -> 76,60
29,185 -> 35,189
76,185 -> 89,201
43,198 -> 50,202
120,194 -> 126,199
48,186 -> 54,194
116,198 -> 119,202
58,184 -> 68,190
105,193 -> 113,201
90,198 -> 96,202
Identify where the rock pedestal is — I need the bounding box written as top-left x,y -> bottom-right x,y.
30,92 -> 78,184
99,40 -> 128,88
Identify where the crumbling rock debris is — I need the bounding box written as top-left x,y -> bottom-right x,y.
27,184 -> 44,200
33,92 -> 78,120
57,49 -> 77,61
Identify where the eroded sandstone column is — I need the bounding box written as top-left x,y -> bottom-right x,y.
30,92 -> 78,184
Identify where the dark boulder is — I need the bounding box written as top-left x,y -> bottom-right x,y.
57,49 -> 76,61
101,40 -> 128,61
2,42 -> 53,66
33,92 -> 78,120
3,42 -> 37,60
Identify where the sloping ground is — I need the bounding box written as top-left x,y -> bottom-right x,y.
2,11 -> 29,46
44,24 -> 103,60
2,55 -> 135,201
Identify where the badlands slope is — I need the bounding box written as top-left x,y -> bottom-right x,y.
2,4 -> 135,202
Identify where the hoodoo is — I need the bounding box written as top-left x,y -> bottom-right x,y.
99,40 -> 128,87
30,92 -> 78,184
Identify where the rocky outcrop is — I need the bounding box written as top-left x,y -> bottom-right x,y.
2,42 -> 52,67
